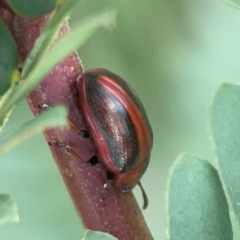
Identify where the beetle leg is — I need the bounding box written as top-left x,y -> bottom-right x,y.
68,120 -> 78,131
78,130 -> 90,138
106,171 -> 114,183
61,144 -> 93,166
48,141 -> 86,163
86,155 -> 98,166
49,141 -> 99,167
137,181 -> 148,210
38,105 -> 89,138
68,120 -> 90,138
65,145 -> 87,163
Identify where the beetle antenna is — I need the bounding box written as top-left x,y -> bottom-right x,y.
137,181 -> 148,210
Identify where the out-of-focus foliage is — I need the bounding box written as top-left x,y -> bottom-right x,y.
2,1 -> 240,240
0,106 -> 68,157
0,194 -> 19,225
209,83 -> 240,227
6,0 -> 57,18
221,0 -> 240,10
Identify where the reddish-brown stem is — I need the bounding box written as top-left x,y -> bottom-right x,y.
0,4 -> 153,240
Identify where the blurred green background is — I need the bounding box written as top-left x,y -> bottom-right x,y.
1,0 -> 240,239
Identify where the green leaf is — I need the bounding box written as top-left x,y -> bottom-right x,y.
21,0 -> 83,79
0,9 -> 116,126
82,230 -> 118,240
0,0 -> 83,128
22,8 -> 116,80
6,0 -> 58,18
167,152 -> 232,240
0,105 -> 68,157
0,194 -> 20,225
0,20 -> 18,95
32,9 -> 116,85
221,0 -> 240,10
209,82 -> 240,226
0,86 -> 15,132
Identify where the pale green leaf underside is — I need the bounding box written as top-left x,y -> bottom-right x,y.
0,105 -> 68,157
21,0 -> 83,78
82,230 -> 118,240
0,194 -> 20,225
222,0 -> 240,10
209,82 -> 240,226
167,152 -> 232,240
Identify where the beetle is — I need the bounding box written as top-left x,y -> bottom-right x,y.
78,68 -> 153,209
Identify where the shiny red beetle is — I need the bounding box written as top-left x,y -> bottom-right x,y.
78,68 -> 153,209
